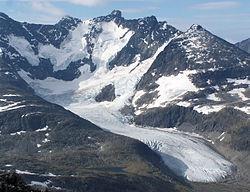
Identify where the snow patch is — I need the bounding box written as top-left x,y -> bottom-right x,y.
16,170 -> 36,175
18,65 -> 92,96
147,70 -> 198,108
8,35 -> 39,65
22,112 -> 42,118
92,21 -> 134,72
194,105 -> 225,114
234,106 -> 250,114
228,88 -> 249,101
29,181 -> 48,188
5,164 -> 13,167
227,78 -> 250,86
207,93 -> 222,102
10,131 -> 26,136
35,125 -> 49,132
177,101 -> 191,107
38,22 -> 90,71
42,173 -> 58,177
3,94 -> 22,97
0,102 -> 27,112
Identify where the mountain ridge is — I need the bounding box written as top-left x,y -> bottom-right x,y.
236,38 -> 250,53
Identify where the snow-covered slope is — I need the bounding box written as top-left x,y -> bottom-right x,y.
7,20 -> 133,72
18,40 -> 171,108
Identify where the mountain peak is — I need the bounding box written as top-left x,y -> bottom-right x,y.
110,10 -> 122,17
189,24 -> 203,31
59,15 -> 80,23
57,15 -> 81,27
94,10 -> 123,22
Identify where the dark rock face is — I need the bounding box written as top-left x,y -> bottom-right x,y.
137,25 -> 249,91
231,125 -> 250,151
0,172 -> 42,192
108,17 -> 180,69
95,84 -> 115,102
134,105 -> 202,128
236,38 -> 250,53
22,173 -> 182,192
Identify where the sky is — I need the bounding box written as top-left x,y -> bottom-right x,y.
0,0 -> 249,43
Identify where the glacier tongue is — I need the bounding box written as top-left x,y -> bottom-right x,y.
67,102 -> 234,183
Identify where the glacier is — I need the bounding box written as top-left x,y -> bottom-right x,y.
15,17 -> 236,183
67,102 -> 234,182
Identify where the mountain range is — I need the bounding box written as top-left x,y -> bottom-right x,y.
0,10 -> 249,192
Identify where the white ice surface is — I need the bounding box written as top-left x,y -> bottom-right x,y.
67,102 -> 234,182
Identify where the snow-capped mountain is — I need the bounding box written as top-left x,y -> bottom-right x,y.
0,10 -> 249,191
134,24 -> 250,115
0,10 -> 178,81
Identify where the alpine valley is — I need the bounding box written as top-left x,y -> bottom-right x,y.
0,10 -> 249,192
